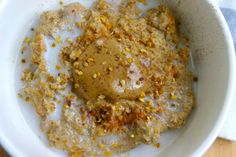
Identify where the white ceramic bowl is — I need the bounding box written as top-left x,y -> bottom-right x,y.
0,0 -> 235,157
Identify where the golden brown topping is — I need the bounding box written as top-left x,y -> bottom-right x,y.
51,43 -> 56,48
74,83 -> 80,89
127,58 -> 133,63
70,50 -> 81,60
99,143 -> 105,149
70,149 -> 84,157
105,151 -> 112,156
140,48 -> 147,54
83,62 -> 89,67
24,36 -> 31,43
75,70 -> 83,76
87,57 -> 94,63
56,65 -> 61,70
120,80 -> 126,86
97,128 -> 105,136
138,97 -> 145,103
20,1 -> 194,156
92,73 -> 97,79
140,91 -> 146,97
170,92 -> 177,100
55,35 -> 62,44
107,67 -> 113,72
154,143 -> 161,148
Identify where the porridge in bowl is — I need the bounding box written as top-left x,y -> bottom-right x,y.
19,0 -> 195,156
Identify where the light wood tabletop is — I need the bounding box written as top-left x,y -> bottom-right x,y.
203,138 -> 236,157
1,138 -> 236,156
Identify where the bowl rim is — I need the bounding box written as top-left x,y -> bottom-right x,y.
190,0 -> 236,156
0,0 -> 235,157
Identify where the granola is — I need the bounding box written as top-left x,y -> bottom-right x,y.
19,0 -> 194,156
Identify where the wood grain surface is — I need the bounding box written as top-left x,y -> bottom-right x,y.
1,138 -> 236,157
203,138 -> 236,157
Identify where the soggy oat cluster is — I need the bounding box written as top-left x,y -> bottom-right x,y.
19,0 -> 194,156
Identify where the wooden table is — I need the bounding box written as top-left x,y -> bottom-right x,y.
204,138 -> 236,157
1,138 -> 236,156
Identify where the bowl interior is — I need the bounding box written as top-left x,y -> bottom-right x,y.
0,0 -> 235,157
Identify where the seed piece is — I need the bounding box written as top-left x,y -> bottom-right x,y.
92,73 -> 97,79
108,67 -> 113,72
140,91 -> 145,97
76,70 -> 83,76
138,97 -> 145,102
74,84 -> 80,89
120,80 -> 126,86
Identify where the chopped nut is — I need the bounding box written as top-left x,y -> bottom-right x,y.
156,106 -> 164,112
170,92 -> 177,100
97,128 -> 104,136
108,67 -> 113,72
87,57 -> 94,63
74,83 -> 80,89
100,16 -> 107,23
36,34 -> 43,41
64,104 -> 70,109
97,72 -> 101,77
92,73 -> 97,79
99,143 -> 105,149
112,143 -> 119,147
147,41 -> 152,47
73,62 -> 79,67
75,22 -> 81,28
83,62 -> 89,67
118,115 -> 123,120
70,149 -> 83,157
121,50 -> 127,55
145,106 -> 150,112
76,70 -> 83,76
140,48 -> 147,54
56,65 -> 61,70
155,90 -> 159,96
121,61 -> 126,66
125,47 -> 130,52
140,91 -> 146,97
55,35 -> 62,44
146,99 -> 152,105
24,37 -> 31,43
127,58 -> 133,63
66,38 -> 73,43
152,108 -> 156,112
105,151 -> 112,156
70,50 -> 81,60
98,95 -> 105,99
130,134 -> 135,138
138,97 -> 145,102
120,80 -> 126,86
155,143 -> 161,148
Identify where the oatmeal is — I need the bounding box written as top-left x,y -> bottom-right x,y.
19,0 -> 194,156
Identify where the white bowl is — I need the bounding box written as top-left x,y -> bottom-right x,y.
0,0 -> 235,157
